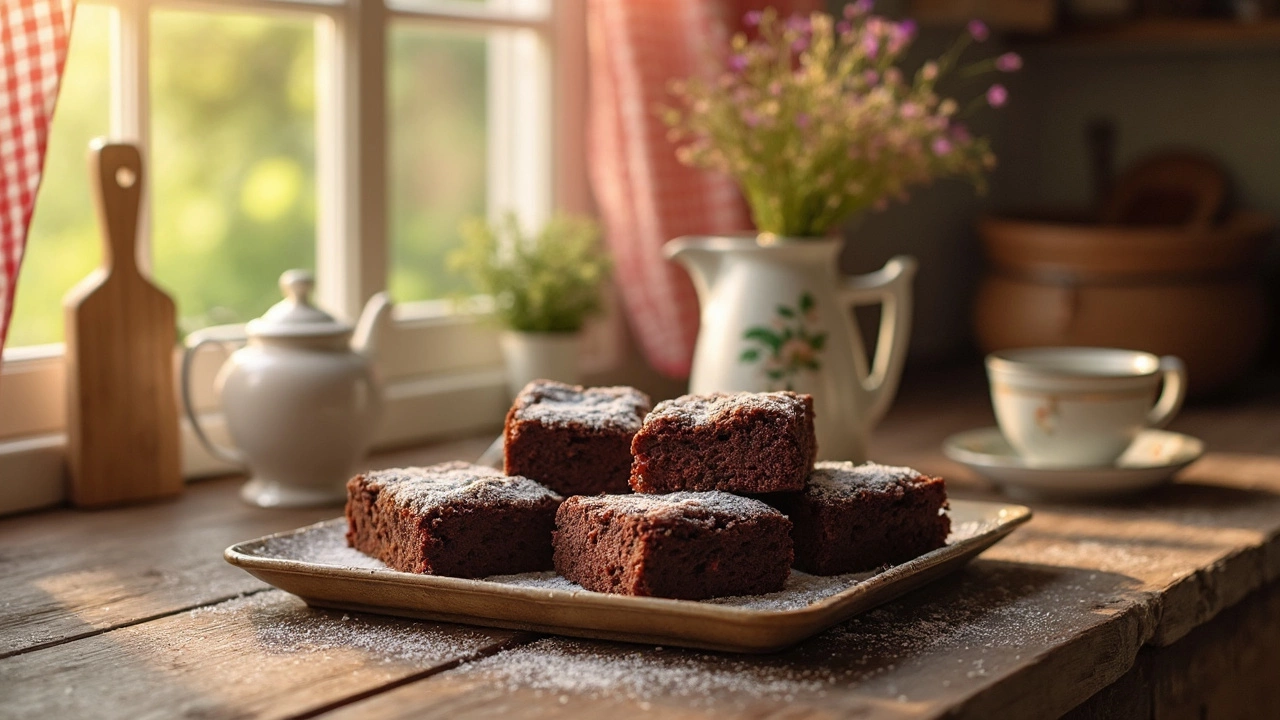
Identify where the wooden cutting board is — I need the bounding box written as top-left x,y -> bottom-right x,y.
63,141 -> 182,507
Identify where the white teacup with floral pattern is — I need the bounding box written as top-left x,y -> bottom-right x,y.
986,347 -> 1187,468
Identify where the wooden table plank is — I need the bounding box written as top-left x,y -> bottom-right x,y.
0,590 -> 529,720
0,435 -> 493,658
312,560 -> 1155,720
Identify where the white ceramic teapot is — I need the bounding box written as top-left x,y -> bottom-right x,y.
181,270 -> 392,507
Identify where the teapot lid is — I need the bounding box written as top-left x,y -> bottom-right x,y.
246,269 -> 350,339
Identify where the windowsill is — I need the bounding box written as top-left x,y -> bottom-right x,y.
0,365 -> 509,516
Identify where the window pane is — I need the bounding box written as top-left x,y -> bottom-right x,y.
151,10 -> 316,336
388,25 -> 488,303
8,5 -> 111,348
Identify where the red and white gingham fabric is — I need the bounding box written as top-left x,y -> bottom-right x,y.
0,0 -> 75,358
586,0 -> 819,378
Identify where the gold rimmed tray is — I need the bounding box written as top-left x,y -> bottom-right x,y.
225,498 -> 1030,654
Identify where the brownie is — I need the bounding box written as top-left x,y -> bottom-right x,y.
553,491 -> 793,599
345,461 -> 562,578
504,380 -> 651,496
766,461 -> 950,575
629,391 -> 816,494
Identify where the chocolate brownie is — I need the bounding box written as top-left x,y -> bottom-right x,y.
504,380 -> 651,496
553,491 -> 793,599
767,461 -> 950,575
345,461 -> 562,578
629,391 -> 816,494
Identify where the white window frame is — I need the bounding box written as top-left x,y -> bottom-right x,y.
0,0 -> 593,514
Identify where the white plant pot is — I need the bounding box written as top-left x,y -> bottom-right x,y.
499,330 -> 581,398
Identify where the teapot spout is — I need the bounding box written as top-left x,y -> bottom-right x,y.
352,291 -> 393,360
663,236 -> 724,302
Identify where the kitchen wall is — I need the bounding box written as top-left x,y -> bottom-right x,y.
839,26 -> 1280,365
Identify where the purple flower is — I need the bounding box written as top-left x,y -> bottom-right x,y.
836,20 -> 852,34
931,137 -> 953,155
795,113 -> 811,129
792,37 -> 810,53
862,69 -> 880,84
995,52 -> 1022,72
951,123 -> 972,142
863,34 -> 879,59
786,15 -> 812,34
888,22 -> 915,54
968,19 -> 989,42
987,83 -> 1008,107
743,109 -> 763,128
744,10 -> 763,27
847,0 -> 873,18
728,54 -> 748,72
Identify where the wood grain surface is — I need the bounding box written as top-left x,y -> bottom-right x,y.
0,591 -> 527,720
3,370 -> 1278,719
0,435 -> 492,658
63,141 -> 181,507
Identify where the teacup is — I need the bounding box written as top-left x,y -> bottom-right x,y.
986,347 -> 1187,468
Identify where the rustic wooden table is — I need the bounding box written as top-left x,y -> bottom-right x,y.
4,367 -> 1279,719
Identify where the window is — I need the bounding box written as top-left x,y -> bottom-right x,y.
0,0 -> 588,506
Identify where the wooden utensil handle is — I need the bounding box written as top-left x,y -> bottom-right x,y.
89,139 -> 143,275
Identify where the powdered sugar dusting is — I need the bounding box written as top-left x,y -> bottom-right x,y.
806,461 -> 929,498
454,636 -> 839,708
649,391 -> 809,427
512,380 -> 651,433
189,591 -> 502,663
249,520 -> 388,570
362,461 -> 562,514
570,491 -> 783,520
448,556 -> 1099,709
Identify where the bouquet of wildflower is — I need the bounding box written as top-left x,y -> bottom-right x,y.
450,212 -> 611,333
663,5 -> 1020,237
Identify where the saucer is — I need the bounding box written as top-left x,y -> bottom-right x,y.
942,427 -> 1205,500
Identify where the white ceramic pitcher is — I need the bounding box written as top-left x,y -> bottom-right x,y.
665,234 -> 916,462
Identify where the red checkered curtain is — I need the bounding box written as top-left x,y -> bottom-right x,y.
0,0 -> 75,358
587,0 -> 819,378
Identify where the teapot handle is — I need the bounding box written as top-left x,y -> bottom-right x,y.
181,329 -> 247,468
840,256 -> 918,431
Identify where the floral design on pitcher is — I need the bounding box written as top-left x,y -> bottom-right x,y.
1034,395 -> 1059,435
739,291 -> 827,391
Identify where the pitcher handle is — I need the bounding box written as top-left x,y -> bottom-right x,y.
181,328 -> 246,467
840,255 -> 918,431
1147,356 -> 1187,429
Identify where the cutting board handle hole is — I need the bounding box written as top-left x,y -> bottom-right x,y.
115,167 -> 137,189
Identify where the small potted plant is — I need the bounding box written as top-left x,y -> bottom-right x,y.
450,212 -> 611,396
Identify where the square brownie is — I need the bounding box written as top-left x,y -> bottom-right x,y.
553,491 -> 793,599
629,391 -> 816,494
767,461 -> 950,575
345,461 -> 562,578
504,380 -> 651,496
